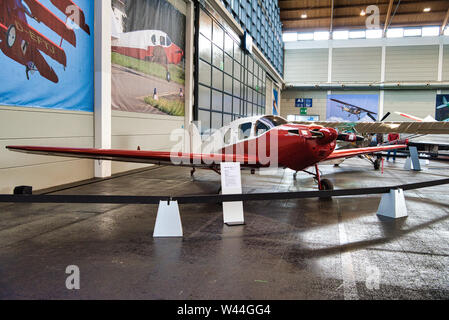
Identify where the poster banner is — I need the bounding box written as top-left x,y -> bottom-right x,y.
0,0 -> 94,111
272,88 -> 279,116
435,94 -> 449,122
111,0 -> 185,115
327,94 -> 379,122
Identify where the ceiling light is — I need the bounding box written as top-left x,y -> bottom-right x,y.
301,13 -> 307,19
423,8 -> 431,12
360,10 -> 366,16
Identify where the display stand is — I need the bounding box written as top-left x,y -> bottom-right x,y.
153,200 -> 183,237
377,189 -> 408,219
404,146 -> 422,171
220,162 -> 245,226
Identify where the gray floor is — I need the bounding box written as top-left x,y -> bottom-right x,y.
0,157 -> 448,299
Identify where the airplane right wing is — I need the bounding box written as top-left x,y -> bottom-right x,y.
324,145 -> 408,161
50,0 -> 91,35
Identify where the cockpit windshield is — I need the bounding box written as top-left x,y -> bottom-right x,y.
257,116 -> 288,129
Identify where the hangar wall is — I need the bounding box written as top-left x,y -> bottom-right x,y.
282,38 -> 449,122
0,107 -> 94,194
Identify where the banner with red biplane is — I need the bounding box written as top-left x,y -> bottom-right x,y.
111,0 -> 186,116
0,0 -> 93,111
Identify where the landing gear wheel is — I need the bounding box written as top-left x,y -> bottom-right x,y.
319,179 -> 333,200
319,179 -> 334,191
6,25 -> 16,48
166,71 -> 171,82
374,158 -> 381,170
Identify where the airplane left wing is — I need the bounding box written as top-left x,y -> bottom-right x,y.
324,145 -> 407,161
23,0 -> 76,46
5,146 -> 265,168
32,47 -> 59,83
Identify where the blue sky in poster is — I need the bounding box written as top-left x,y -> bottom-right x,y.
327,94 -> 379,122
0,0 -> 94,112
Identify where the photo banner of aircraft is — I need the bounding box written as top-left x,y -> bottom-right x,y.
0,0 -> 93,111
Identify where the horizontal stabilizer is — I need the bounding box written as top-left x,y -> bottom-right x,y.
51,0 -> 90,35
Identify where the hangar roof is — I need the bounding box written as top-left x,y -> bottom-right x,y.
280,0 -> 449,34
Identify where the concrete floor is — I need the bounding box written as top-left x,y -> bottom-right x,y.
0,157 -> 448,299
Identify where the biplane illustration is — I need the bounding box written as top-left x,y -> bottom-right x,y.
330,98 -> 378,121
0,0 -> 90,83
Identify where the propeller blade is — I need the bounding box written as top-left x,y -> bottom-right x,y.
380,112 -> 391,122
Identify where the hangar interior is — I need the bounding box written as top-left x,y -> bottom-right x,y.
0,0 -> 449,300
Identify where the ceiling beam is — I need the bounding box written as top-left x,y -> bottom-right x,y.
329,0 -> 334,35
383,0 -> 395,35
441,8 -> 449,35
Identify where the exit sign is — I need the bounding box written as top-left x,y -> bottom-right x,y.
300,108 -> 308,115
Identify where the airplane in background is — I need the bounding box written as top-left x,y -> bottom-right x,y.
0,0 -> 90,83
6,115 -> 406,192
112,29 -> 184,82
394,111 -> 449,122
330,98 -> 378,121
437,96 -> 449,111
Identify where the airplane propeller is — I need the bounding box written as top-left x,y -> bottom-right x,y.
380,112 -> 391,122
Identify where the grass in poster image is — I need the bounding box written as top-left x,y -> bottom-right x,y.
144,95 -> 185,116
112,52 -> 185,85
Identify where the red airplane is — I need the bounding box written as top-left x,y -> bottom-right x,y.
6,115 -> 407,191
0,0 -> 90,83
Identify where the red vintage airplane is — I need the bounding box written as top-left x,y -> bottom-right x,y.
6,115 -> 407,191
0,0 -> 90,83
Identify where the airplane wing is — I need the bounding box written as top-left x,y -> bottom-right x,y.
324,145 -> 407,161
295,121 -> 449,134
23,0 -> 76,46
32,47 -> 59,83
330,98 -> 377,115
394,112 -> 424,121
5,146 -> 265,168
50,0 -> 90,35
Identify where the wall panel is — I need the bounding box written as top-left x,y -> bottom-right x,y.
332,47 -> 382,82
284,49 -> 329,83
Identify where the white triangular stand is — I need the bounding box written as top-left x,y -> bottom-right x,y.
153,200 -> 183,237
377,189 -> 408,219
220,162 -> 245,226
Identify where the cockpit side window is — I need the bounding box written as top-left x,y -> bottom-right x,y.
166,36 -> 172,46
160,36 -> 166,46
151,34 -> 157,45
255,121 -> 270,136
238,122 -> 252,140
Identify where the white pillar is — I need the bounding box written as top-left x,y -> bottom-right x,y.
437,41 -> 444,95
184,0 -> 194,153
379,44 -> 386,119
94,0 -> 112,178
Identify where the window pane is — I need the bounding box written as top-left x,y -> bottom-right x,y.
225,34 -> 233,55
212,45 -> 223,69
233,80 -> 240,98
211,112 -> 222,130
198,109 -> 211,134
212,89 -> 222,112
198,85 -> 211,110
224,74 -> 232,94
199,35 -> 211,63
212,67 -> 223,90
234,45 -> 242,63
199,60 -> 211,86
224,54 -> 232,75
213,22 -> 224,48
224,94 -> 232,114
233,97 -> 240,115
200,10 -> 212,39
233,61 -> 240,80
223,113 -> 232,126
